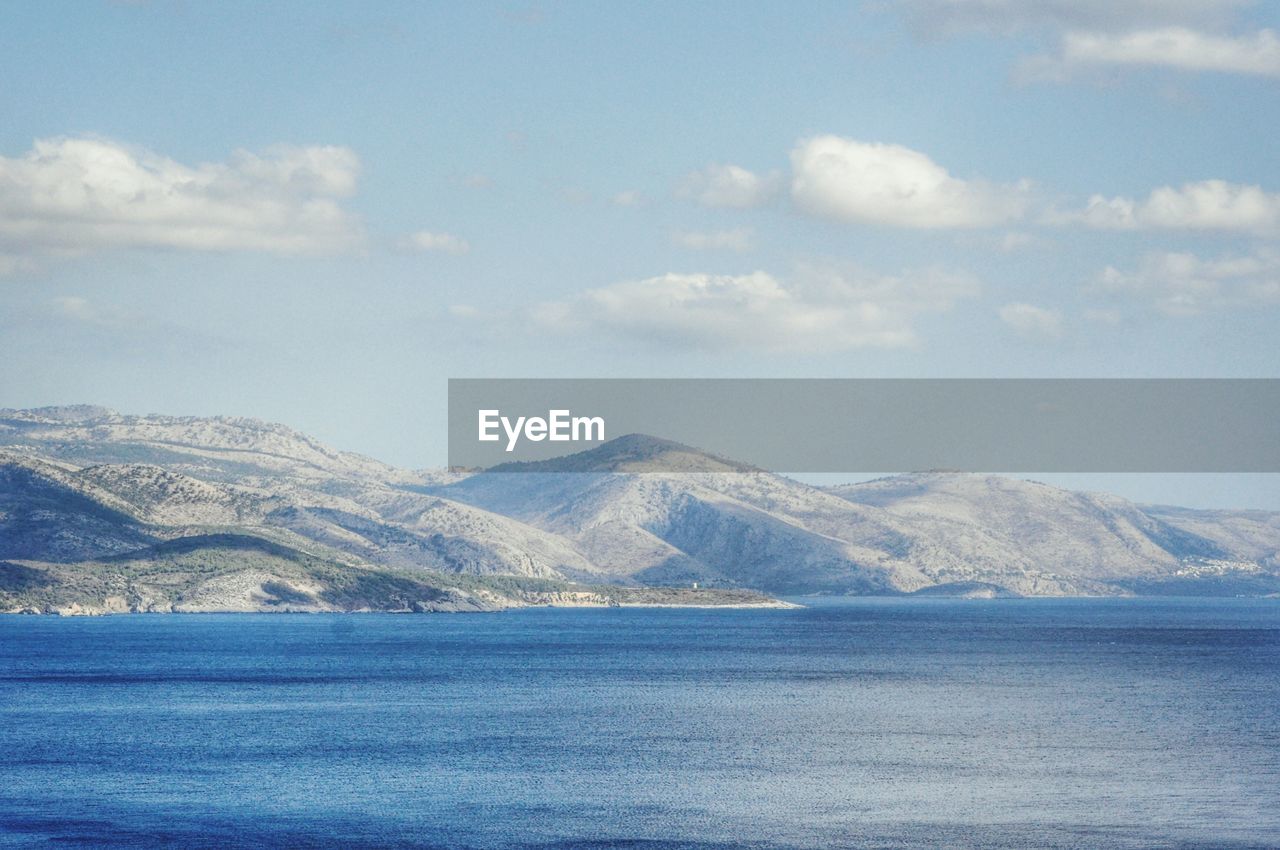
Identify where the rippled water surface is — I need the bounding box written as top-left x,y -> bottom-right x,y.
1,598 -> 1278,849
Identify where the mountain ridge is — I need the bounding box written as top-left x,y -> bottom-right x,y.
487,434 -> 758,473
3,406 -> 1279,604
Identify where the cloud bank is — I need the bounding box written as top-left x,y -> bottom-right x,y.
1092,249 -> 1280,315
407,230 -> 471,255
0,136 -> 362,270
897,0 -> 1276,80
671,228 -> 753,252
1029,27 -> 1280,80
679,163 -> 782,209
897,0 -> 1249,36
534,265 -> 979,352
1070,180 -> 1280,235
682,133 -> 1280,240
999,302 -> 1064,339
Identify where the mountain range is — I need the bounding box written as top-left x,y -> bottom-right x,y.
2,405 -> 1278,613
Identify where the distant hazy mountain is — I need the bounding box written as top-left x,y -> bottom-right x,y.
827,473 -> 1280,595
0,405 -> 412,486
0,407 -> 601,582
438,441 -> 1280,596
3,406 -> 1279,605
436,452 -> 927,594
488,434 -> 756,473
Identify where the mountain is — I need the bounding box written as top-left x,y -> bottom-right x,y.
2,533 -> 514,615
488,434 -> 756,473
433,438 -> 1280,597
827,473 -> 1280,595
0,405 -> 398,481
0,408 -> 602,582
0,452 -> 162,562
3,407 -> 1280,603
435,456 -> 927,594
2,532 -> 784,615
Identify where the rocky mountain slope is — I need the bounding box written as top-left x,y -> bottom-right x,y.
0,405 -> 410,487
435,464 -> 926,594
826,473 -> 1280,595
3,406 -> 1279,601
2,532 -> 784,615
0,406 -> 602,582
434,437 -> 1280,596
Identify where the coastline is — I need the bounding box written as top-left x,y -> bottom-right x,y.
2,601 -> 804,616
612,600 -> 803,609
0,576 -> 799,616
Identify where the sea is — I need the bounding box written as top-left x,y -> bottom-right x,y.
1,598 -> 1277,849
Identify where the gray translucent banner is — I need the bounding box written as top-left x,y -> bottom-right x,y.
448,379 -> 1280,473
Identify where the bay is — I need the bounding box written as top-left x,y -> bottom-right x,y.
1,598 -> 1277,849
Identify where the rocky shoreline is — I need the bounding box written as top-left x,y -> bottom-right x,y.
0,555 -> 795,616
2,595 -> 800,617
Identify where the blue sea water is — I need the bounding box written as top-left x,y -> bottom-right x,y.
0,598 -> 1278,849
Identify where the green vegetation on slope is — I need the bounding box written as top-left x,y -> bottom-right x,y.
0,533 -> 785,614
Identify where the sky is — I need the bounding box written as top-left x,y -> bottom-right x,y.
1,1 -> 1278,507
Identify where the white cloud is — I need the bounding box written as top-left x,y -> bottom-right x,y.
0,253 -> 37,277
998,302 -> 1063,339
459,173 -> 494,189
896,2 -> 1276,80
671,228 -> 753,252
612,190 -> 644,207
49,295 -> 146,331
407,230 -> 471,255
678,163 -> 782,209
533,264 -> 979,352
1035,27 -> 1280,79
897,0 -> 1249,36
996,230 -> 1046,252
0,136 -> 362,265
789,135 -> 1029,229
52,295 -> 116,325
1084,307 -> 1123,325
1091,249 -> 1280,315
1070,180 -> 1280,235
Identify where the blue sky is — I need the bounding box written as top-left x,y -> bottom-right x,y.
1,1 -> 1278,506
